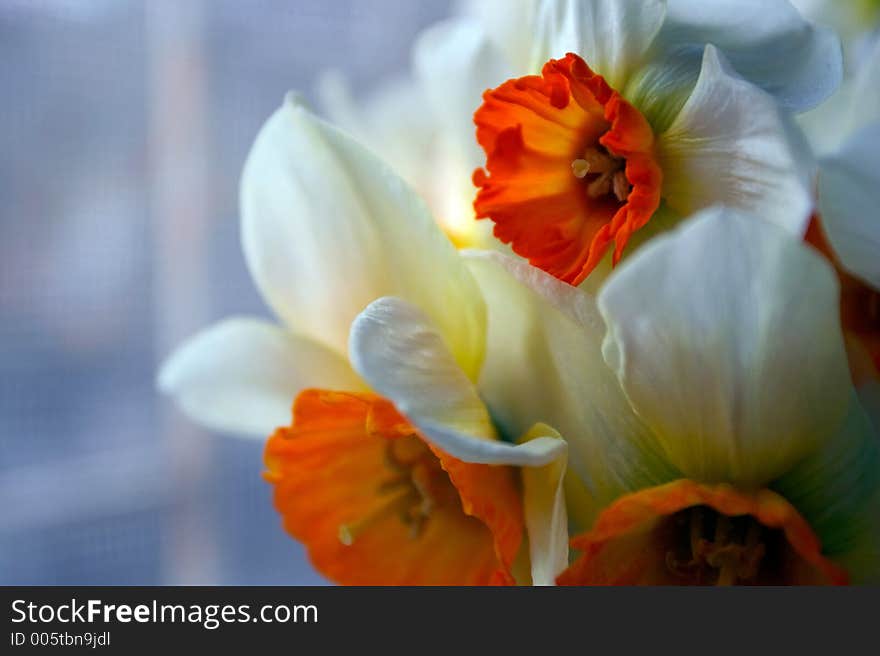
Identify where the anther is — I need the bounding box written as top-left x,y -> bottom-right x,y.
612,170 -> 631,202
587,172 -> 614,198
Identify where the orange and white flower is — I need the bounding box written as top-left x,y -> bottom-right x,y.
159,96 -> 568,585
325,0 -> 840,283
472,207 -> 880,584
470,0 -> 837,284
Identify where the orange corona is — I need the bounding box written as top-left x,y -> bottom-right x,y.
558,480 -> 847,586
264,390 -> 523,585
473,53 -> 662,285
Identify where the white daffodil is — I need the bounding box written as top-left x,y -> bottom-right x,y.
324,0 -> 839,285
158,95 -> 569,585
458,207 -> 879,584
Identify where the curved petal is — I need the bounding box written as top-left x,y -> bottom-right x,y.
658,0 -> 842,112
658,45 -> 815,238
773,393 -> 880,583
455,0 -> 538,72
316,71 -> 434,193
240,95 -> 486,380
818,122 -> 880,289
349,296 -> 565,467
799,36 -> 880,155
465,251 -> 680,516
530,0 -> 667,89
846,37 -> 880,137
518,423 -> 569,585
158,317 -> 364,437
598,207 -> 853,488
413,18 -> 510,169
411,18 -> 513,245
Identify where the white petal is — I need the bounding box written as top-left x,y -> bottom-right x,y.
240,95 -> 486,380
157,317 -> 364,438
317,71 -> 436,194
411,18 -> 513,245
413,18 -> 510,168
818,123 -> 880,289
659,0 -> 842,112
598,207 -> 853,488
659,45 -> 815,238
465,251 -> 679,514
349,296 -> 565,466
799,37 -> 880,155
518,423 -> 569,586
846,37 -> 880,136
455,0 -> 538,72
530,0 -> 667,88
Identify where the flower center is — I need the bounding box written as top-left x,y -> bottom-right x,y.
571,145 -> 631,202
472,52 -> 662,285
338,435 -> 459,545
663,506 -> 777,586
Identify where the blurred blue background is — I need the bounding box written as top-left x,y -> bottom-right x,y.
0,0 -> 449,585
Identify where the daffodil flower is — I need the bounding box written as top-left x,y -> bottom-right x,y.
158,95 -> 568,585
471,0 -> 840,284
465,206 -> 879,584
323,0 -> 839,262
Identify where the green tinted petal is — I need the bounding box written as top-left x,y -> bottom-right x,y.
774,394 -> 880,583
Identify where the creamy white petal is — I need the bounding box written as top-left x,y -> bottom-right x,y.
659,45 -> 815,238
818,123 -> 880,289
412,18 -> 513,245
318,71 -> 437,194
519,423 -> 569,586
349,296 -> 565,466
240,95 -> 486,380
158,317 -> 364,438
658,0 -> 842,112
413,18 -> 510,169
530,0 -> 667,88
465,251 -> 680,516
599,207 -> 853,488
455,0 -> 537,72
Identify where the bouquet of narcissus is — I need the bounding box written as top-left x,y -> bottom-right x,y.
159,0 -> 880,585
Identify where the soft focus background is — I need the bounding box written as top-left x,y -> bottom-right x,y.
0,0 -> 449,585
